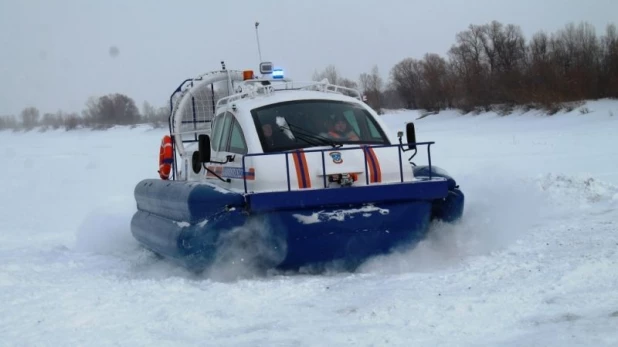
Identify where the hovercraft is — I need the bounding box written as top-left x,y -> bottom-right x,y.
130,62 -> 464,272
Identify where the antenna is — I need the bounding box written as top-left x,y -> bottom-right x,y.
255,21 -> 263,63
254,22 -> 274,76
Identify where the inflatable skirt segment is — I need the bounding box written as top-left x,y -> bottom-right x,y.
131,167 -> 464,272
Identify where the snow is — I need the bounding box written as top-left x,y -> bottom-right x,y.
2,100 -> 618,346
293,205 -> 390,224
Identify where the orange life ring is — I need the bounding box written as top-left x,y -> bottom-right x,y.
158,135 -> 173,180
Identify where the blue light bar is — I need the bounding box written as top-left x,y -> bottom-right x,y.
272,68 -> 284,79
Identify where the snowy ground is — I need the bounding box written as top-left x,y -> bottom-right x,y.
1,99 -> 618,346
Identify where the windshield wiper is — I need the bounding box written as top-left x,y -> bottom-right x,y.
285,123 -> 343,148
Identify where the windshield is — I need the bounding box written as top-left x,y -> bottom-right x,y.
251,99 -> 389,152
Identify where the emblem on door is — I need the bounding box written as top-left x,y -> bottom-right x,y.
329,151 -> 343,164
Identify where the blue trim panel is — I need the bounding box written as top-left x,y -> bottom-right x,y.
246,179 -> 448,213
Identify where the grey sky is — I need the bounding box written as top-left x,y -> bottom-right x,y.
1,0 -> 616,116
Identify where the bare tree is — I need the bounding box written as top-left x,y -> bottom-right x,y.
0,115 -> 18,130
526,31 -> 556,104
483,21 -> 526,104
600,24 -> 618,97
312,65 -> 361,97
313,65 -> 340,84
63,112 -> 81,131
381,87 -> 405,109
40,112 -> 61,131
142,101 -> 156,122
390,58 -> 423,109
359,65 -> 384,113
338,77 -> 358,90
549,22 -> 602,101
419,53 -> 451,110
20,107 -> 40,130
83,93 -> 140,129
148,104 -> 170,128
448,24 -> 490,110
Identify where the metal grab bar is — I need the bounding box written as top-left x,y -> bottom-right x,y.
241,142 -> 435,194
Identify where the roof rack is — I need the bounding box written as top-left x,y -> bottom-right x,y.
215,78 -> 362,109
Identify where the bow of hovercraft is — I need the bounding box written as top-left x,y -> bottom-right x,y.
130,162 -> 464,272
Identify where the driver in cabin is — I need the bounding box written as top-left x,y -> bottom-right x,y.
262,123 -> 276,147
327,115 -> 360,141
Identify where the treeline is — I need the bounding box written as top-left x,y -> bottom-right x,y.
2,20 -> 616,131
315,20 -> 618,113
0,93 -> 169,132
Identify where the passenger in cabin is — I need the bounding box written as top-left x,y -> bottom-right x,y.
327,116 -> 360,141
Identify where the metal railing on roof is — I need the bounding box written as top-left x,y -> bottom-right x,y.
216,79 -> 363,109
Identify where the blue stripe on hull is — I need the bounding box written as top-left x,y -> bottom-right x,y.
246,178 -> 448,213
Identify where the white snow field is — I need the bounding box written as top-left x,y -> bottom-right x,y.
1,99 -> 618,346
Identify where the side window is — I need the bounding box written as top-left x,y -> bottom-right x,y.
216,112 -> 233,152
211,113 -> 225,151
367,119 -> 382,139
343,110 -> 360,135
229,120 -> 248,154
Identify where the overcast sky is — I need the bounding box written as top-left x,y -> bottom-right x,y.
1,0 -> 616,115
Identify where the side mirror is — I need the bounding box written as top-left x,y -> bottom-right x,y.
198,134 -> 211,163
406,122 -> 417,151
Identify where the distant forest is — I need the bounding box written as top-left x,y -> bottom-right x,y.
1,20 -> 617,131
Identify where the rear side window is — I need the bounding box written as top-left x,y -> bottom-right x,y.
211,113 -> 225,151
343,110 -> 360,135
216,112 -> 233,151
366,117 -> 382,139
228,120 -> 248,154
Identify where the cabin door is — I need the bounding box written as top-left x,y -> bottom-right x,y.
207,111 -> 250,190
